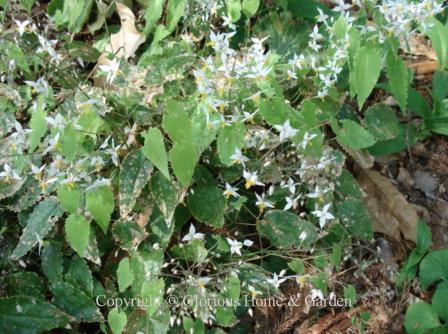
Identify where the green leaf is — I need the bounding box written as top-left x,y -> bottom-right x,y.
242,0 -> 259,17
259,97 -> 301,127
87,0 -> 107,33
288,259 -> 304,274
65,214 -> 90,257
143,0 -> 164,35
191,106 -> 220,152
4,272 -> 44,298
150,171 -> 178,224
404,302 -> 441,334
166,0 -> 186,33
112,220 -> 148,250
86,186 -> 114,234
141,278 -> 164,316
217,122 -> 246,166
162,99 -> 192,143
29,103 -> 47,152
60,121 -> 79,161
41,243 -> 64,284
416,220 -> 432,253
353,46 -> 382,108
187,185 -> 227,227
130,249 -> 164,294
227,0 -> 241,22
386,53 -> 409,112
142,128 -> 170,180
433,281 -> 448,322
52,0 -> 93,33
57,184 -> 81,214
425,18 -> 448,70
0,296 -> 71,334
51,282 -> 102,322
335,199 -> 373,240
363,104 -> 400,140
119,150 -> 153,217
65,256 -> 94,296
108,308 -> 127,334
258,210 -> 318,248
419,249 -> 448,290
287,0 -> 331,19
335,119 -> 377,149
183,318 -> 205,334
368,123 -> 417,156
343,285 -> 356,307
12,198 -> 64,259
170,141 -> 198,187
171,239 -> 208,263
117,257 -> 135,292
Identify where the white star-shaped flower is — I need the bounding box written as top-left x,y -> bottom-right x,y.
273,120 -> 298,142
312,203 -> 335,228
182,224 -> 205,242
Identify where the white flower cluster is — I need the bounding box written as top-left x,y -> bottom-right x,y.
377,0 -> 445,38
287,7 -> 353,98
193,29 -> 272,116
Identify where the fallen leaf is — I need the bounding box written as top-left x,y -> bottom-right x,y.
94,3 -> 145,87
355,166 -> 419,242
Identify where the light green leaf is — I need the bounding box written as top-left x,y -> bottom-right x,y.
162,99 -> 192,143
142,128 -> 170,180
65,214 -> 90,257
117,257 -> 135,292
416,220 -> 432,253
419,249 -> 448,290
60,121 -> 79,161
141,278 -> 164,316
433,281 -> 448,322
404,302 -> 440,334
217,122 -> 246,166
183,318 -> 205,334
86,186 -> 114,234
425,18 -> 448,70
130,249 -> 164,295
12,198 -> 64,259
353,46 -> 382,108
57,184 -> 81,214
166,0 -> 186,33
108,308 -> 127,334
0,296 -> 71,334
335,119 -> 377,149
386,53 -> 409,112
88,0 -> 107,33
144,0 -> 164,34
242,0 -> 259,17
119,150 -> 153,217
259,97 -> 301,127
170,141 -> 198,187
187,185 -> 226,228
227,0 -> 241,22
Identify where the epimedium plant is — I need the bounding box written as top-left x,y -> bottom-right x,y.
0,0 -> 447,333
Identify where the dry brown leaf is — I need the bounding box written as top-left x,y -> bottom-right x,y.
355,167 -> 418,242
407,60 -> 438,75
94,3 -> 145,87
